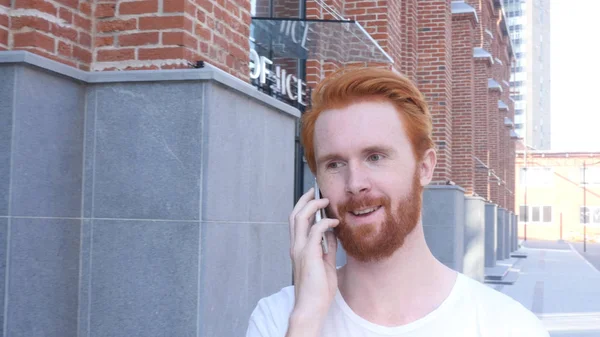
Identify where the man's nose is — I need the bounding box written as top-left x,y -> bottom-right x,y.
345,163 -> 371,195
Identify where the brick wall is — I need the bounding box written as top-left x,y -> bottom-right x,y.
1,0 -> 93,70
398,0 -> 417,81
450,13 -> 475,194
474,58 -> 491,200
488,87 -> 500,204
1,0 -> 250,78
416,0 -> 453,183
0,0 -> 519,206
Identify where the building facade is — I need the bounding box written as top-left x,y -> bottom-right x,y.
503,0 -> 551,149
1,1 -> 519,336
515,151 -> 600,242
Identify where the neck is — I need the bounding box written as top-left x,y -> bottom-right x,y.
337,222 -> 457,326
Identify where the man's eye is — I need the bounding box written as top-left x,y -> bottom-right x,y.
327,162 -> 343,169
368,154 -> 383,162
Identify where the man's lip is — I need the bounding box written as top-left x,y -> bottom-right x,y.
348,205 -> 382,215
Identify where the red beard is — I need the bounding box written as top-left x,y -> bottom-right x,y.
332,172 -> 423,263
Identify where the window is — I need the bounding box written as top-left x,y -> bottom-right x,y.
519,206 -> 528,222
580,207 -> 600,225
520,167 -> 553,186
532,207 -> 540,222
520,205 -> 552,223
580,167 -> 600,185
543,206 -> 552,222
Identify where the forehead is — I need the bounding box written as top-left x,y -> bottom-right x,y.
313,100 -> 411,156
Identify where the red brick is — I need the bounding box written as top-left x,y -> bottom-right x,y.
139,16 -> 184,30
58,8 -> 74,24
0,13 -> 8,28
0,0 -> 9,6
79,32 -> 92,48
73,46 -> 92,63
119,0 -> 158,15
196,9 -> 206,23
118,32 -> 159,46
95,36 -> 114,47
138,47 -> 187,60
96,3 -> 116,18
79,2 -> 92,16
53,0 -> 78,10
74,14 -> 92,30
50,23 -> 78,42
0,27 -> 7,46
10,16 -> 50,31
14,47 -> 78,67
164,0 -> 185,12
14,0 -> 57,16
97,19 -> 136,33
57,40 -> 72,57
163,31 -> 197,49
13,31 -> 55,53
97,48 -> 135,62
195,0 -> 213,12
195,25 -> 211,41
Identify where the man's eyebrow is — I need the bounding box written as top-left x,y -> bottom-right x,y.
361,145 -> 396,156
316,145 -> 396,166
316,152 -> 343,166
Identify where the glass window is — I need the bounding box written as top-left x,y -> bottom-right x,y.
543,206 -> 552,222
580,207 -> 600,225
532,206 -> 540,222
519,205 -> 529,222
581,207 -> 590,224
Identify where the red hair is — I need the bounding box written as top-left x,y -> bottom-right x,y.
301,67 -> 435,174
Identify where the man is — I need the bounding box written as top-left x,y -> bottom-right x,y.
246,67 -> 549,337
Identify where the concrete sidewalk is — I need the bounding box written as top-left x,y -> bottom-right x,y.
488,241 -> 600,337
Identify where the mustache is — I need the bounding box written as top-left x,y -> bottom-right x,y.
337,196 -> 390,214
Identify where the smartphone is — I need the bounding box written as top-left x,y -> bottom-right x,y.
314,179 -> 329,254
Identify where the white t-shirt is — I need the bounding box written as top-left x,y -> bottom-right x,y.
246,273 -> 549,337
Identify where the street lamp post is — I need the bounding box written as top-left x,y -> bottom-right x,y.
583,160 -> 587,253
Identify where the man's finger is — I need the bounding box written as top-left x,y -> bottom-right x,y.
307,218 -> 339,254
324,231 -> 338,267
289,187 -> 314,245
294,198 -> 330,248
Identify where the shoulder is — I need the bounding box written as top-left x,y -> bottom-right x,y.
458,274 -> 549,336
246,286 -> 295,337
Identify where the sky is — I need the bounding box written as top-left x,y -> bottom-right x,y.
550,0 -> 600,151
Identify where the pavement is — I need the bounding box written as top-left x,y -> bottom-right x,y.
487,240 -> 600,337
570,241 -> 600,274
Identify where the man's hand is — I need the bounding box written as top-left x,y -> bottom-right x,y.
286,187 -> 339,337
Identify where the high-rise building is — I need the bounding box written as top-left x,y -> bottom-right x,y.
504,0 -> 551,149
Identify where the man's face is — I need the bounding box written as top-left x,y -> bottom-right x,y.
314,100 -> 424,262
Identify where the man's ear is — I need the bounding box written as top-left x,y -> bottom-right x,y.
418,148 -> 437,186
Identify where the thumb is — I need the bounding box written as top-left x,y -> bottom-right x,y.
324,230 -> 338,267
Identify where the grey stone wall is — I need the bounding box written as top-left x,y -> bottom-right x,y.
422,185 -> 465,272
0,51 -> 299,337
485,203 -> 498,268
463,196 -> 485,282
497,208 -> 507,260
